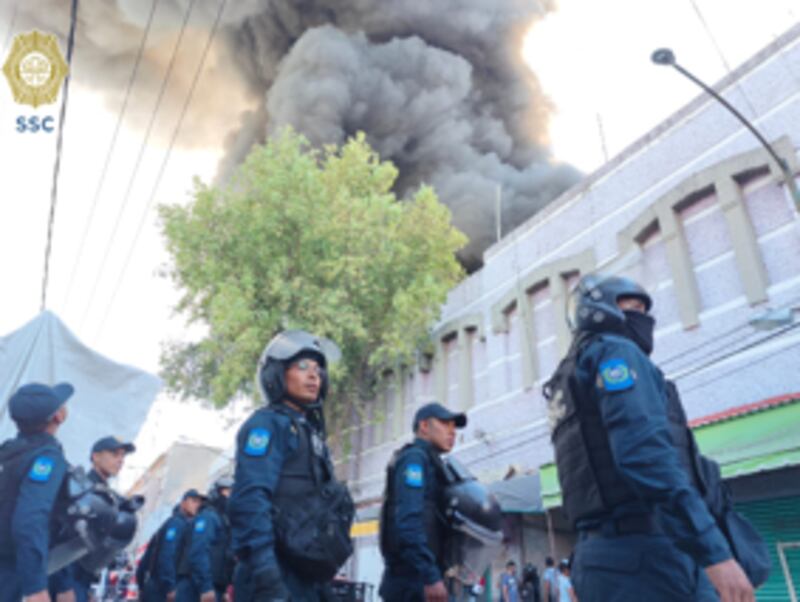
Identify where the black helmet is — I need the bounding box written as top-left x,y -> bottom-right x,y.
571,274 -> 652,334
208,475 -> 234,497
256,330 -> 336,405
207,475 -> 234,507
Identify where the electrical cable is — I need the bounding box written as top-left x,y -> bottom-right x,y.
78,0 -> 198,330
40,0 -> 79,311
655,294 -> 800,370
673,320 -> 800,391
93,0 -> 229,339
61,0 -> 160,311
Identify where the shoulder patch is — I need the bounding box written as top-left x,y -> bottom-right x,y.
28,456 -> 54,482
165,527 -> 177,541
404,463 -> 424,488
244,428 -> 270,456
194,518 -> 206,533
599,358 -> 635,391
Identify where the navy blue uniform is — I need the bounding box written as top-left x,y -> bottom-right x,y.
141,510 -> 191,602
229,405 -> 325,601
379,438 -> 445,601
570,334 -> 730,601
0,432 -> 70,602
176,506 -> 226,602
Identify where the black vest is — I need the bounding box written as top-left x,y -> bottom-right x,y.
379,441 -> 449,571
268,404 -> 354,582
0,433 -> 65,560
271,407 -> 331,509
545,334 -> 703,525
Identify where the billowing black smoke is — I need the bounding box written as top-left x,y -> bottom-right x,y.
8,0 -> 581,268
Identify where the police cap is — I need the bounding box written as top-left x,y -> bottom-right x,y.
413,402 -> 467,430
91,436 -> 136,456
182,488 -> 207,501
8,382 -> 73,428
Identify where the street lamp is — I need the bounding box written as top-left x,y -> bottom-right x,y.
651,48 -> 800,211
749,307 -> 799,331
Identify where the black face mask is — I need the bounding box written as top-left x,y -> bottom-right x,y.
623,310 -> 655,355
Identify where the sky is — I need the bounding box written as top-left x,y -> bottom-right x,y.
0,0 -> 798,488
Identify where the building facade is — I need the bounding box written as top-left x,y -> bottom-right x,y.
339,24 -> 800,599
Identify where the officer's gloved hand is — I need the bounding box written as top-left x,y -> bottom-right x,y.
251,565 -> 290,602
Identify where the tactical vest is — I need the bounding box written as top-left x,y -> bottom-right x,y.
379,442 -> 450,571
272,408 -> 331,506
664,380 -> 704,493
545,334 -> 705,525
0,435 -> 62,560
268,405 -> 354,582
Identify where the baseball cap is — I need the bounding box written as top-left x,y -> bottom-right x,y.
413,402 -> 467,430
91,436 -> 136,456
182,488 -> 207,501
9,382 -> 74,428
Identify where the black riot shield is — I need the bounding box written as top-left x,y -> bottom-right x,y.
442,457 -> 504,583
48,466 -> 143,575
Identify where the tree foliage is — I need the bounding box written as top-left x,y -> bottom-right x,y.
159,129 -> 466,432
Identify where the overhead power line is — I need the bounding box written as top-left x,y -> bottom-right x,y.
41,0 -> 79,311
94,0 -> 230,339
61,0 -> 161,311
78,0 -> 198,330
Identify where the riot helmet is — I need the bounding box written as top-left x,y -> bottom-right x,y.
256,330 -> 339,407
570,274 -> 652,335
207,475 -> 234,509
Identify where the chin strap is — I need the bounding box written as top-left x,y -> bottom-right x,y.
277,397 -> 327,436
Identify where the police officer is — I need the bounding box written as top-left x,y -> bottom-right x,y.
0,382 -> 74,602
137,490 -> 204,602
175,477 -> 233,602
228,330 -> 352,602
67,436 -> 136,602
379,402 -> 467,602
544,274 -> 754,602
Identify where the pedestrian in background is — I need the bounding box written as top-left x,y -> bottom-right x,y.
500,560 -> 520,602
541,557 -> 558,602
556,560 -> 576,602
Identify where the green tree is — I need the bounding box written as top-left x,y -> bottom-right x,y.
159,129 -> 466,438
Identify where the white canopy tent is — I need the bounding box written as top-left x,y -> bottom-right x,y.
0,311 -> 161,465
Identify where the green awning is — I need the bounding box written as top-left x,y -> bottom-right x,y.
539,397 -> 800,509
693,398 -> 800,478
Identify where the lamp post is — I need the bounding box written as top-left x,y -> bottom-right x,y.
651,48 -> 800,211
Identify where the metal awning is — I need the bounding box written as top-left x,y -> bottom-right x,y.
488,473 -> 543,514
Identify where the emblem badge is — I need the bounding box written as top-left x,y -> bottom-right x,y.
3,30 -> 69,108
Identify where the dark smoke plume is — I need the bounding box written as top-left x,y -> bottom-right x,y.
7,0 -> 581,268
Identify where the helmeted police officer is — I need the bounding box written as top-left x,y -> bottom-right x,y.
137,490 -> 204,602
65,436 -> 136,602
0,382 -> 74,602
228,330 -> 353,602
544,274 -> 754,602
379,402 -> 467,602
175,477 -> 233,602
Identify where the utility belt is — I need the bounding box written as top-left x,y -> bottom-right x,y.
578,513 -> 661,539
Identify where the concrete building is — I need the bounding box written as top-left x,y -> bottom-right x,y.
339,23 -> 800,600
127,441 -> 224,549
